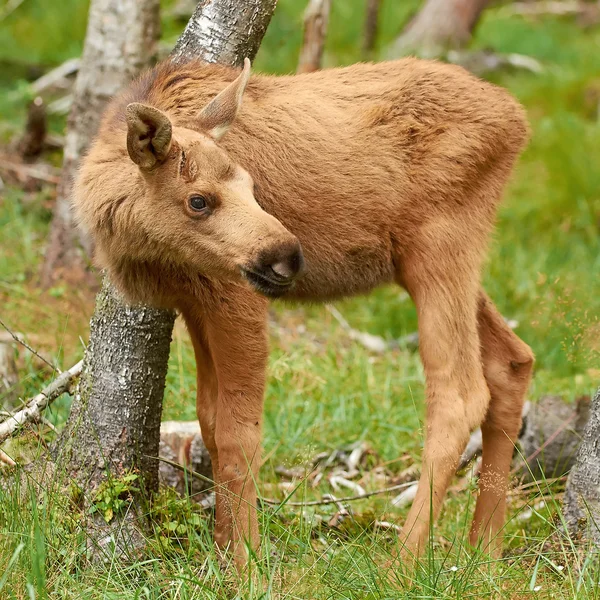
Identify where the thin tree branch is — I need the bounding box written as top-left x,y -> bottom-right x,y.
0,317 -> 59,372
0,448 -> 16,466
0,160 -> 61,185
154,454 -> 417,507
0,360 -> 82,444
265,481 -> 417,507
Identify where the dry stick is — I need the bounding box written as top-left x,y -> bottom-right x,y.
325,304 -> 388,353
0,160 -> 61,185
272,482 -> 417,507
499,1 -> 581,17
31,58 -> 80,95
510,412 -> 578,476
0,317 -> 59,373
508,476 -> 566,496
0,0 -> 26,22
0,360 -> 82,444
0,448 -> 16,466
155,454 -> 418,507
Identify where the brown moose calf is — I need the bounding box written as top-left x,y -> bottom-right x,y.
74,57 -> 534,564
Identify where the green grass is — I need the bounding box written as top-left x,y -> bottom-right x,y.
1,1 -> 600,598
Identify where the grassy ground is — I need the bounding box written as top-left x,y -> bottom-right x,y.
1,0 -> 600,598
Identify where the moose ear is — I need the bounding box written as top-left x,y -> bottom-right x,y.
126,103 -> 173,170
198,58 -> 251,140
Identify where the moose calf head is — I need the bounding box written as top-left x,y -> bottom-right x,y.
75,59 -> 304,304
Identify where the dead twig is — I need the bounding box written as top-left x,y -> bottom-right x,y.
154,454 -> 418,508
508,476 -> 567,496
448,49 -> 544,76
0,448 -> 16,467
0,317 -> 59,373
511,412 -> 578,476
265,480 -> 418,507
0,0 -> 26,22
31,58 -> 80,95
0,160 -> 61,186
499,1 -> 582,18
0,360 -> 82,444
326,304 -> 388,353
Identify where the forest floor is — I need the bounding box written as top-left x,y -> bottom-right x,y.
1,1 -> 599,598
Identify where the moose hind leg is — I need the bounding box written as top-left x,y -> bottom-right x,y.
470,291 -> 534,555
398,248 -> 491,556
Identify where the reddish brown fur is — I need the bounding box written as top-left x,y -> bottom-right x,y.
74,58 -> 534,564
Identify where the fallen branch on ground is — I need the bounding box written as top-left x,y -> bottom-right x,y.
499,1 -> 581,18
326,304 -> 388,353
448,50 -> 544,76
0,449 -> 16,467
31,58 -> 80,95
326,305 -> 519,354
0,160 -> 61,186
154,454 -> 418,507
0,361 -> 82,444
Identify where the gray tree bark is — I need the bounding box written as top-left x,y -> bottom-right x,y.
50,0 -> 277,557
40,0 -> 160,287
564,388 -> 600,546
171,0 -> 277,65
391,0 -> 489,59
54,281 -> 175,493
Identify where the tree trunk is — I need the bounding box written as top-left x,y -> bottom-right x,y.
564,387 -> 600,546
362,0 -> 381,59
40,0 -> 160,288
297,0 -> 331,74
391,0 -> 489,58
53,280 -> 175,492
171,0 -> 277,65
50,0 -> 277,558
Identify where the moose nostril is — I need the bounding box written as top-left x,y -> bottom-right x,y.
270,261 -> 294,279
268,246 -> 304,281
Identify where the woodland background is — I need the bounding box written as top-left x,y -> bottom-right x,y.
0,0 -> 599,598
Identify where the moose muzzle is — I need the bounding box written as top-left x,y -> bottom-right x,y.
242,241 -> 305,298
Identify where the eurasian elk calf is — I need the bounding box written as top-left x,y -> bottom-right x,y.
74,57 -> 534,564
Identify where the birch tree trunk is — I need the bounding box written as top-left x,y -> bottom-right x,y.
391,0 -> 489,58
51,0 -> 277,558
564,387 -> 600,546
40,0 -> 160,287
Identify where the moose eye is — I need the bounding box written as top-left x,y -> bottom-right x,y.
189,195 -> 207,212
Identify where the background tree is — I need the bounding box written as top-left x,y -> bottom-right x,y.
391,0 -> 489,58
297,0 -> 331,74
40,0 -> 160,287
564,387 -> 600,546
362,0 -> 381,59
51,0 -> 277,556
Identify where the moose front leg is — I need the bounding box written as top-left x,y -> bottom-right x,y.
204,286 -> 269,564
180,305 -> 231,547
